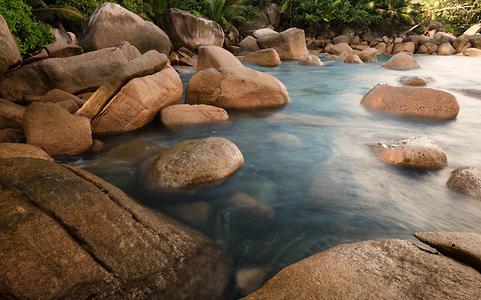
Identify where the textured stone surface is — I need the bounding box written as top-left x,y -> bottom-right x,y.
0,43 -> 141,101
415,232 -> 481,272
298,54 -> 323,66
158,8 -> 224,50
196,46 -> 243,72
398,76 -> 429,87
244,48 -> 281,67
0,143 -> 53,160
0,99 -> 25,129
370,137 -> 447,171
361,85 -> 459,120
186,67 -> 289,110
447,167 -> 481,199
23,103 -> 92,156
463,48 -> 481,57
91,66 -> 182,135
239,36 -> 260,51
383,52 -> 420,70
257,28 -> 309,60
160,104 -> 228,129
80,3 -> 171,54
243,239 -> 481,300
140,137 -> 244,191
0,15 -> 22,73
0,158 -> 229,299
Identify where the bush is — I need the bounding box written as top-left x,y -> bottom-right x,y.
0,0 -> 54,54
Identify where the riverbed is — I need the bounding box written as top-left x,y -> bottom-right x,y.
65,55 -> 481,297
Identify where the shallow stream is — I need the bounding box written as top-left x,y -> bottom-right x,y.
66,55 -> 481,297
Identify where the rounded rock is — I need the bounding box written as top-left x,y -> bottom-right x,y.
160,104 -> 229,129
298,54 -> 323,66
447,167 -> 481,199
244,48 -> 281,67
383,52 -> 420,70
0,143 -> 53,160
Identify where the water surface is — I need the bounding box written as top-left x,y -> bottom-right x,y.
67,55 -> 481,296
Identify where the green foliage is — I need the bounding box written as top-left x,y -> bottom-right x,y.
0,0 -> 54,54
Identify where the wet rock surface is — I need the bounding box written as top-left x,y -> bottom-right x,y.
447,167 -> 481,199
0,158 -> 229,299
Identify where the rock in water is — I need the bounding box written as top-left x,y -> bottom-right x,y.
0,15 -> 22,73
437,42 -> 455,55
325,43 -> 353,55
0,42 -> 141,101
0,158 -> 229,299
242,239 -> 481,300
370,137 -> 447,171
361,85 -> 459,120
196,45 -> 243,72
244,48 -> 281,67
80,3 -> 171,54
463,48 -> 481,57
91,66 -> 183,135
160,104 -> 229,129
447,167 -> 481,199
0,143 -> 53,160
383,52 -> 420,70
415,232 -> 481,272
158,8 -> 224,50
257,28 -> 309,60
186,67 -> 289,110
298,54 -> 323,66
23,103 -> 92,156
140,137 -> 244,191
398,76 -> 429,87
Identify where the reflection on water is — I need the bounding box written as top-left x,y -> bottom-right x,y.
66,55 -> 481,297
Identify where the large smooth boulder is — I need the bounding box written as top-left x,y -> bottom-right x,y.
0,158 -> 229,299
23,103 -> 92,156
0,143 -> 53,160
361,85 -> 459,120
243,239 -> 481,300
325,42 -> 353,55
257,28 -> 309,60
80,3 -> 171,54
158,8 -> 224,50
0,99 -> 25,129
186,67 -> 289,110
392,41 -> 415,54
437,42 -> 455,55
160,104 -> 229,129
415,232 -> 481,272
239,36 -> 260,51
447,167 -> 481,199
0,15 -> 22,73
463,48 -> 481,57
244,48 -> 281,67
253,28 -> 278,39
370,137 -> 447,171
0,42 -> 141,101
196,46 -> 243,72
383,52 -> 420,70
140,137 -> 244,191
91,66 -> 182,135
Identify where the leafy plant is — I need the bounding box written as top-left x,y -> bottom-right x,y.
0,0 -> 54,54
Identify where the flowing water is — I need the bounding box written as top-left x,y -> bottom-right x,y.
66,55 -> 481,297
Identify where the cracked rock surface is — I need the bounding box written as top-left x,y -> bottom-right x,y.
0,158 -> 228,299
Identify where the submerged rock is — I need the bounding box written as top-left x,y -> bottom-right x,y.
186,67 -> 289,110
244,48 -> 281,67
257,28 -> 309,60
196,45 -> 243,72
415,232 -> 481,272
370,137 -> 447,171
23,103 -> 92,156
0,158 -> 229,299
158,8 -> 224,50
447,167 -> 481,199
80,3 -> 171,54
0,15 -> 22,73
361,85 -> 459,120
140,137 -> 244,191
236,267 -> 269,297
160,104 -> 229,129
243,239 -> 481,300
0,143 -> 53,160
383,52 -> 420,70
298,54 -> 323,66
398,76 -> 429,86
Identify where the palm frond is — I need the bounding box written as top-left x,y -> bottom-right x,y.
32,6 -> 85,23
